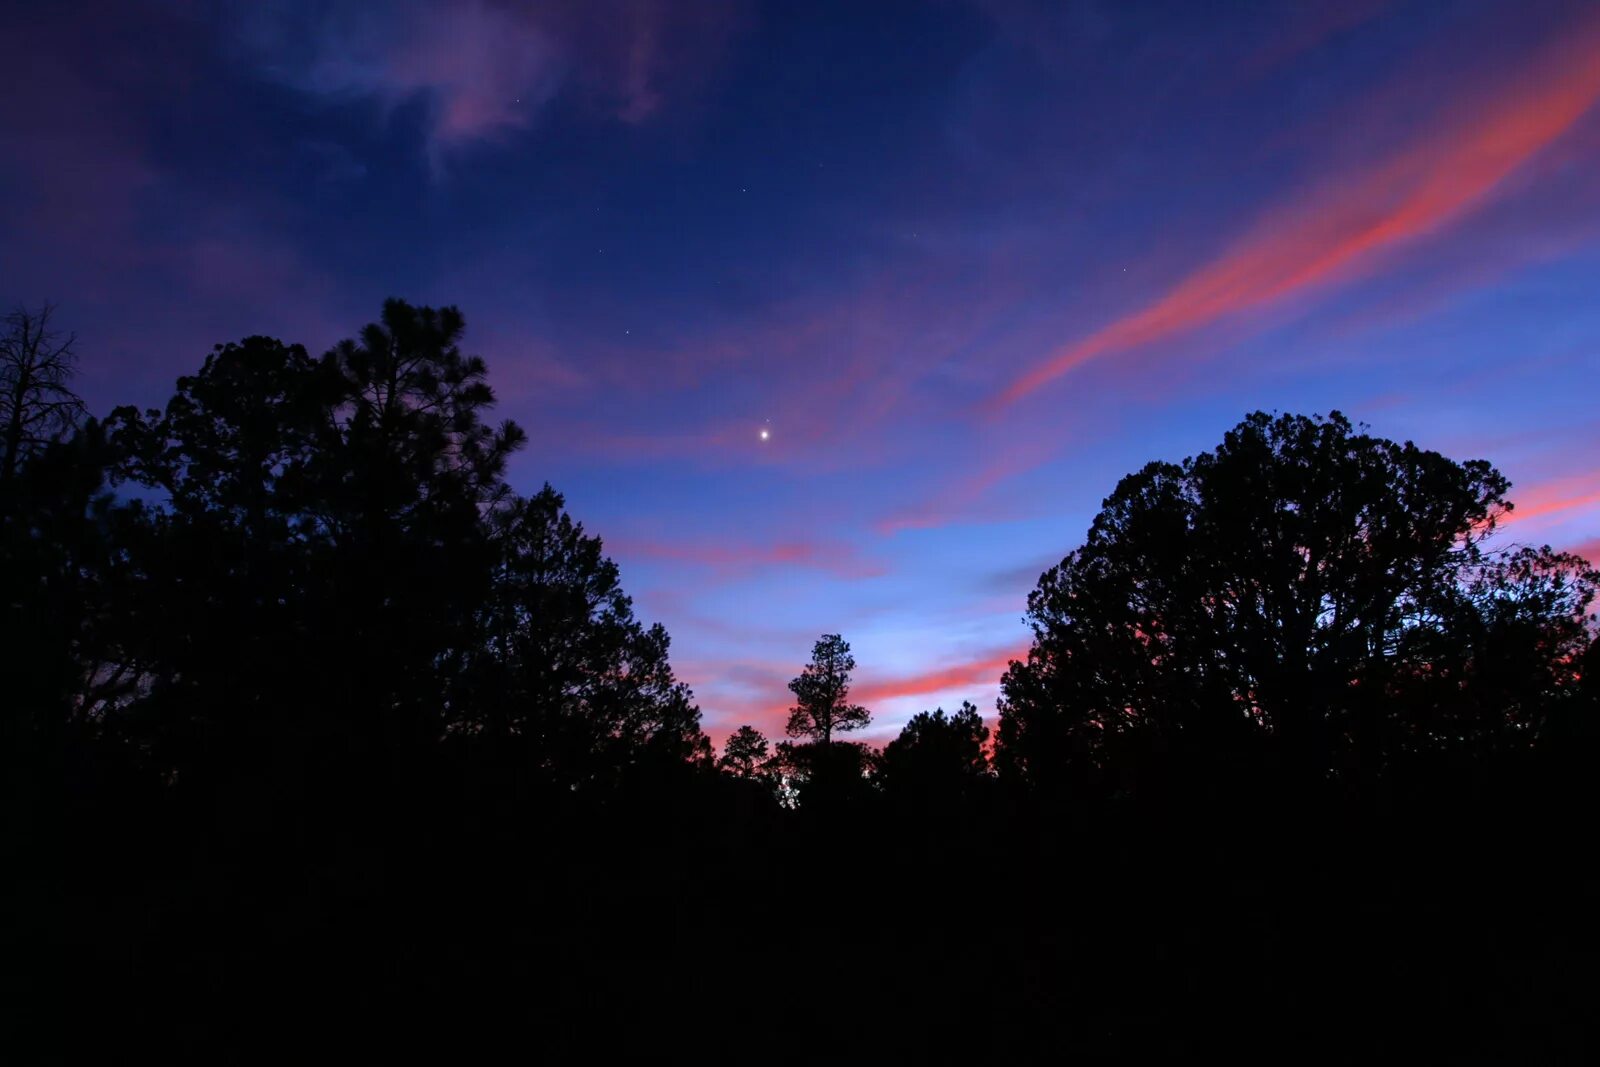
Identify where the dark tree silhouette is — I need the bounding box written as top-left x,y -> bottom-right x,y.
96,337 -> 343,811
776,634 -> 875,807
1383,544 -> 1598,766
1,302 -> 87,482
718,724 -> 772,779
450,484 -> 706,788
319,300 -> 527,768
786,633 -> 870,745
101,303 -> 530,809
11,299 -> 1595,1067
996,411 -> 1598,793
323,299 -> 526,533
879,702 -> 991,801
0,311 -> 107,839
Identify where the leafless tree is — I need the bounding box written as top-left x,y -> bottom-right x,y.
1,302 -> 87,481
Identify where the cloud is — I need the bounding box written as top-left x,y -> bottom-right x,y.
1231,0 -> 1390,82
513,252 -> 1032,475
241,2 -> 560,165
853,647 -> 1024,708
1503,474 -> 1600,528
693,645 -> 1025,749
607,536 -> 886,580
877,441 -> 1058,535
676,657 -> 794,744
981,553 -> 1063,596
239,0 -> 736,171
989,12 -> 1600,409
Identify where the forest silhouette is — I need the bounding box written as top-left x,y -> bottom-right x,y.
5,300 -> 1598,1059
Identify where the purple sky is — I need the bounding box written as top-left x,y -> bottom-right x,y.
3,0 -> 1598,747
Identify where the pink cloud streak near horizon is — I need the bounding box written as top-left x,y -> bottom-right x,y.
693,645 -> 1025,750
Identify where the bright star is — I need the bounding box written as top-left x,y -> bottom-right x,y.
759,428 -> 770,441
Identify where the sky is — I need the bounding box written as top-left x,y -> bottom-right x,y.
3,0 -> 1598,749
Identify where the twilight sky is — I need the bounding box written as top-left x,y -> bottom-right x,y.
3,0 -> 1598,746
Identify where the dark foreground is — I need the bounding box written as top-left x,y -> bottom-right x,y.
16,764 -> 1594,1062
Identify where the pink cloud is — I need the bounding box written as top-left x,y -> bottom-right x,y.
989,12 -> 1600,409
853,648 -> 1024,708
692,645 -> 1025,750
1503,474 -> 1600,528
607,536 -> 885,580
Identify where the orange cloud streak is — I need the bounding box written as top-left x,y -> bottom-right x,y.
699,646 -> 1026,749
991,16 -> 1600,409
1504,475 -> 1600,527
853,648 -> 1024,707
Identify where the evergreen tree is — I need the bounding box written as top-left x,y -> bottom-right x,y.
717,724 -> 772,779
785,633 -> 869,746
452,485 -> 706,787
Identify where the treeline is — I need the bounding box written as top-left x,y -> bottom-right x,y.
5,300 -> 1598,1058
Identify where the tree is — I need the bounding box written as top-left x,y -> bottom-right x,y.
321,298 -> 526,540
110,335 -> 333,530
449,485 -> 706,788
0,305 -> 112,843
1385,544 -> 1597,765
768,737 -> 877,810
101,301 -> 530,805
317,300 -> 527,759
996,411 -> 1598,793
0,417 -> 125,839
879,702 -> 990,800
718,725 -> 771,779
786,633 -> 870,746
1,303 -> 87,482
100,336 -> 345,806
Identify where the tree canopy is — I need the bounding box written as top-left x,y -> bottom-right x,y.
451,485 -> 705,788
717,725 -> 772,779
879,702 -> 991,801
995,411 -> 1599,793
7,307 -> 1598,1061
72,300 -> 704,812
785,633 -> 870,745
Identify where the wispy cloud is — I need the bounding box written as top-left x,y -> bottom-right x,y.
607,536 -> 886,580
877,441 -> 1058,534
853,647 -> 1023,708
990,13 -> 1600,409
1503,473 -> 1600,528
243,1 -> 561,169
239,0 -> 737,172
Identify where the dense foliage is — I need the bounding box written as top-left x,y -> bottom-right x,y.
4,304 -> 1596,1059
997,411 -> 1597,796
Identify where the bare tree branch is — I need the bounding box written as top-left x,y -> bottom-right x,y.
1,301 -> 88,481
